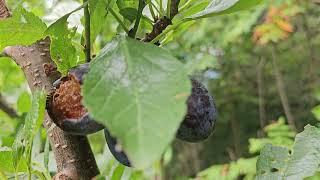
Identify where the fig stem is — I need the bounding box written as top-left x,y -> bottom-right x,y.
129,0 -> 146,38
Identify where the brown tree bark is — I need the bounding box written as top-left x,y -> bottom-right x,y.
0,1 -> 99,179
257,57 -> 267,136
271,46 -> 297,131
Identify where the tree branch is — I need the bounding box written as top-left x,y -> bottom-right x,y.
0,93 -> 19,118
1,1 -> 99,179
143,0 -> 180,42
271,45 -> 297,131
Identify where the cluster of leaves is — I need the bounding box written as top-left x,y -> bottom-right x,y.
194,118 -> 295,180
0,0 -> 264,177
253,0 -> 304,44
1,0 -> 320,179
0,91 -> 49,179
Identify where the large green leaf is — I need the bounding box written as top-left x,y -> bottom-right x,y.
256,125 -> 320,180
0,6 -> 46,51
83,37 -> 191,168
189,0 -> 263,19
45,5 -> 85,74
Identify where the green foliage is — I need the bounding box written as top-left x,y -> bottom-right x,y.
117,0 -> 138,22
249,118 -> 295,154
45,5 -> 85,74
0,57 -> 25,93
257,125 -> 320,179
83,36 -> 191,168
197,157 -> 257,180
1,90 -> 46,178
0,6 -> 46,51
1,0 -> 319,179
17,92 -> 32,114
195,118 -> 295,179
0,146 -> 27,173
311,105 -> 320,121
89,0 -> 108,43
189,0 -> 263,19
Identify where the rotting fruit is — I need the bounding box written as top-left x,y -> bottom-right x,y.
176,79 -> 217,142
46,63 -> 104,135
104,128 -> 131,167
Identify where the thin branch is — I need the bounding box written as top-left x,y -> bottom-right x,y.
170,0 -> 180,19
129,0 -> 146,38
83,0 -> 91,62
257,57 -> 267,136
0,93 -> 19,118
271,45 -> 297,132
143,0 -> 180,42
109,8 -> 130,34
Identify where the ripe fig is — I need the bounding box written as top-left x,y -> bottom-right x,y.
104,129 -> 131,167
46,63 -> 104,135
176,79 -> 217,142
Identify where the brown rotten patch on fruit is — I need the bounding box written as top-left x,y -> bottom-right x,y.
46,63 -> 104,135
52,74 -> 87,120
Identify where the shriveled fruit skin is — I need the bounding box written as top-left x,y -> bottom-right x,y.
176,79 -> 217,142
46,63 -> 104,135
104,129 -> 131,167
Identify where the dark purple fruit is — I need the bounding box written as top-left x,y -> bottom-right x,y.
104,129 -> 131,167
46,63 -> 104,135
176,79 -> 217,142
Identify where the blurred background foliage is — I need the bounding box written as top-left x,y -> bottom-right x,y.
0,0 -> 320,179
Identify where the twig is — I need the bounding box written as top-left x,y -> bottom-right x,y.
143,0 -> 180,42
129,0 -> 146,38
83,0 -> 91,62
0,93 -> 19,118
0,1 -> 99,179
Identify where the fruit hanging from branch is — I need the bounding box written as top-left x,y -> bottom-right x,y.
46,63 -> 104,135
176,79 -> 217,142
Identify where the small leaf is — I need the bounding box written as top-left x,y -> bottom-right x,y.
189,0 -> 263,19
111,164 -> 125,180
12,126 -> 26,171
117,0 -> 139,22
311,105 -> 320,121
0,6 -> 46,51
17,92 -> 32,113
83,36 -> 191,168
45,5 -> 85,74
89,0 -> 108,43
24,90 -> 46,145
